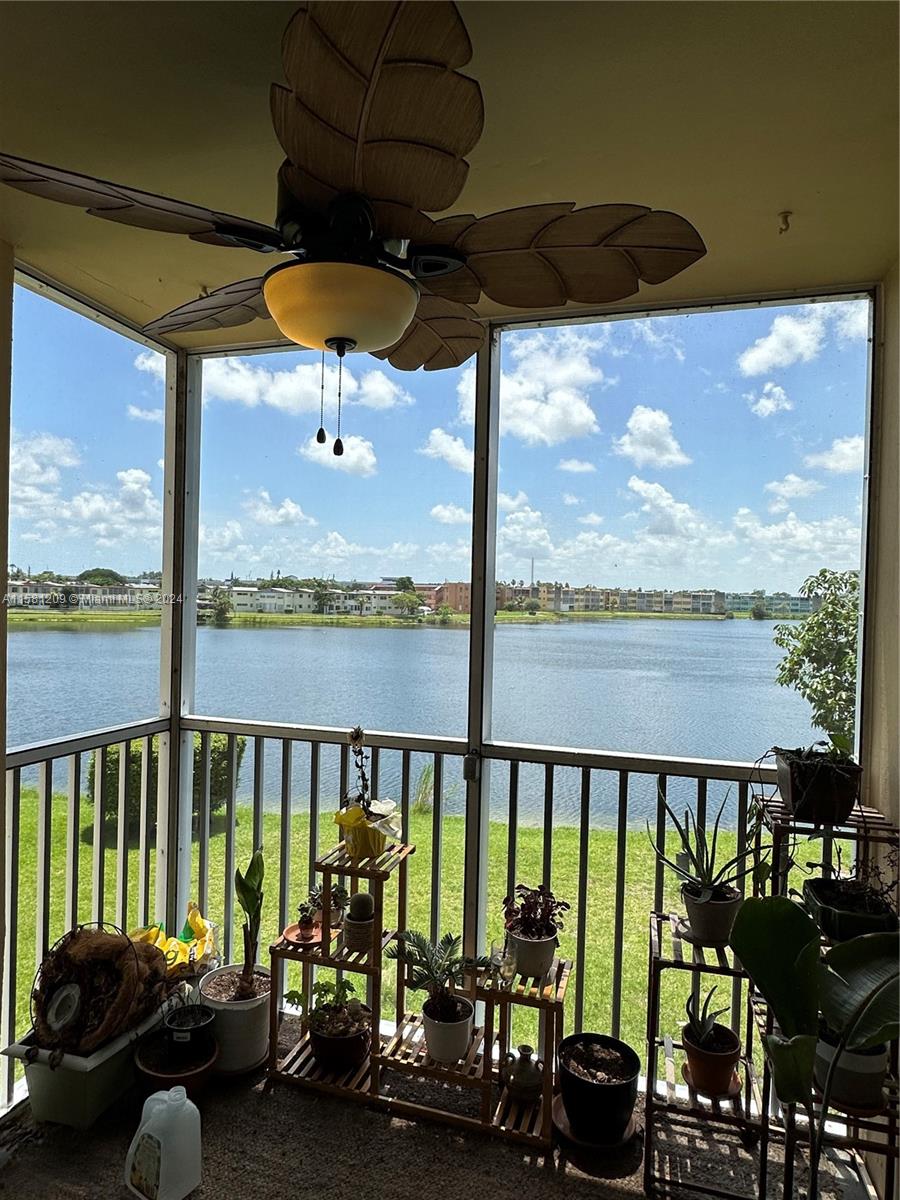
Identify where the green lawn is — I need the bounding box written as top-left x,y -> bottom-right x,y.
11,790 -> 739,1066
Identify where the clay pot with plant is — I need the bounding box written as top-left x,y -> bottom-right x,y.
286,978 -> 371,1072
503,884 -> 569,980
136,1002 -> 219,1100
386,930 -> 488,1064
682,985 -> 741,1097
296,900 -> 318,942
648,794 -> 756,947
199,848 -> 271,1074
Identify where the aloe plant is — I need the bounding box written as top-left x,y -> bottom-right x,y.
685,986 -> 729,1048
648,795 -> 756,901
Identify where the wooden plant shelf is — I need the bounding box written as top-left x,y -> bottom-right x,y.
316,839 -> 415,880
270,925 -> 396,976
382,1010 -> 494,1088
274,1028 -> 373,1101
649,1033 -> 761,1137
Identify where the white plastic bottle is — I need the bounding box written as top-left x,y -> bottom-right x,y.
125,1086 -> 202,1200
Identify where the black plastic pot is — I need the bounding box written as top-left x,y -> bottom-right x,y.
309,1025 -> 370,1073
803,877 -> 898,942
558,1033 -> 640,1144
164,1004 -> 216,1059
775,750 -> 861,825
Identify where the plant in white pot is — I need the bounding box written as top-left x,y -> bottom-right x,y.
648,795 -> 756,947
386,930 -> 488,1064
503,883 -> 569,980
199,848 -> 270,1074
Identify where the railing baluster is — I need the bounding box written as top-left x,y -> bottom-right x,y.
223,734 -> 237,963
279,740 -> 292,934
731,780 -> 749,1029
542,763 -> 554,888
696,777 -> 707,834
339,743 -> 349,810
115,741 -> 131,930
610,770 -> 629,1039
654,774 -> 668,913
506,760 -> 518,904
573,767 -> 591,1034
35,759 -> 52,971
430,754 -> 443,943
370,746 -> 380,802
92,747 -> 107,925
2,769 -> 21,1107
252,736 -> 264,851
65,752 -> 81,931
308,741 -> 320,891
137,738 -> 152,926
397,750 -> 410,1025
197,732 -> 211,916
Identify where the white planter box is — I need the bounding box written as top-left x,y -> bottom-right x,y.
3,1002 -> 173,1129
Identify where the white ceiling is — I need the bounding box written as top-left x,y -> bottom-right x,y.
0,1 -> 897,350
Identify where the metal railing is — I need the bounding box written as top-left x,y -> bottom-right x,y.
2,714 -> 777,1108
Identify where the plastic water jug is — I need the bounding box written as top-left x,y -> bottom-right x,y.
125,1085 -> 201,1200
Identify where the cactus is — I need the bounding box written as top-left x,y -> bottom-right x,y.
348,891 -> 375,921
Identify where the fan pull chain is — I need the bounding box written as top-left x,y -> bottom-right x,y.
333,353 -> 344,456
315,350 -> 326,443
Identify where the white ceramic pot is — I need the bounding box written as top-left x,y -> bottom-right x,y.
507,929 -> 556,980
199,964 -> 270,1074
422,997 -> 474,1064
814,1037 -> 888,1111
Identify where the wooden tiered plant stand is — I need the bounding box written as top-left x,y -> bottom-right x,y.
266,837 -> 571,1151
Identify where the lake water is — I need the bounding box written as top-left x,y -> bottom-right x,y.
7,619 -> 816,826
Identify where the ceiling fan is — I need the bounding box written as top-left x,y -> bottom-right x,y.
0,1 -> 706,449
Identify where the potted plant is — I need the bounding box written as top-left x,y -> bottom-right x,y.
730,897 -> 899,1198
648,795 -> 754,946
334,726 -> 400,858
386,930 -> 488,1064
558,1032 -> 640,1144
285,979 -> 371,1073
343,891 -> 376,953
503,883 -> 569,979
296,899 -> 318,941
199,848 -> 271,1074
309,880 -> 349,927
682,985 -> 741,1097
773,736 -> 862,825
802,845 -> 898,942
134,1002 -> 219,1101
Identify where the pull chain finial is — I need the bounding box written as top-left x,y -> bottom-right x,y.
315,350 -> 326,443
333,351 -> 344,457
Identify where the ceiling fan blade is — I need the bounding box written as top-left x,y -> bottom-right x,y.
272,1 -> 483,216
143,277 -> 270,337
416,203 -> 707,308
0,153 -> 285,252
370,293 -> 484,371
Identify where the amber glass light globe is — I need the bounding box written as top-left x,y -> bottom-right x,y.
263,260 -> 419,353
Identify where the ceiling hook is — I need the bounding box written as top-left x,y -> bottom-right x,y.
778,211 -> 792,235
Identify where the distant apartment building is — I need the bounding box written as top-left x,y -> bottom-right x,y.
229,586 -> 318,614
5,579 -> 162,607
617,588 -> 726,615
724,590 -> 820,615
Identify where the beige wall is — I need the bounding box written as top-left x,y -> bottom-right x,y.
0,242 -> 12,1029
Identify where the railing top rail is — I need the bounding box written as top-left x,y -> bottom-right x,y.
483,739 -> 777,782
5,718 -> 169,770
181,715 -> 468,757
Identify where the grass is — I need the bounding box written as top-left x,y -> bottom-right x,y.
8,608 -> 161,626
10,788 -> 741,1064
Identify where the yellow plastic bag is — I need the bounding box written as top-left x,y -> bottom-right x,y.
334,804 -> 387,858
129,903 -> 217,975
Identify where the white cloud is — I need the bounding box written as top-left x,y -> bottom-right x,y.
243,488 -> 316,526
498,506 -> 554,557
557,458 -> 596,474
418,428 -> 473,474
134,350 -> 166,382
612,405 -> 691,468
804,435 -> 865,474
764,473 -> 823,514
629,319 -> 686,363
298,434 -> 377,477
733,507 -> 861,572
830,300 -> 869,342
430,502 -> 470,525
202,357 -> 413,416
744,381 -> 792,418
127,404 -> 165,425
737,310 -> 827,375
355,370 -> 414,410
497,490 -> 529,513
577,512 -> 604,526
562,493 -> 581,506
425,538 -> 471,564
456,328 -> 608,446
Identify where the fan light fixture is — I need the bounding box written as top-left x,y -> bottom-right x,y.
262,260 -> 419,353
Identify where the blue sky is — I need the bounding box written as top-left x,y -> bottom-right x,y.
10,286 -> 869,590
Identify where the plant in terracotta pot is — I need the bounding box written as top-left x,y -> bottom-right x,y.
558,1032 -> 640,1145
773,736 -> 862,825
308,881 -> 349,928
286,978 -> 371,1073
386,930 -> 488,1064
682,985 -> 741,1097
296,899 -> 318,942
503,884 -> 569,980
199,848 -> 271,1074
648,795 -> 755,947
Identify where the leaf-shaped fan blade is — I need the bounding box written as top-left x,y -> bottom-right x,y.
0,153 -> 285,252
272,2 -> 483,215
416,203 -> 707,308
143,278 -> 270,337
371,294 -> 484,371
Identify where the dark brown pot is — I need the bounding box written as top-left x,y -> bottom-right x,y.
683,1023 -> 740,1097
308,1007 -> 371,1074
134,1028 -> 219,1102
775,750 -> 861,825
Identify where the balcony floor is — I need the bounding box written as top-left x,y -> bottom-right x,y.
0,1019 -> 866,1200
